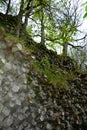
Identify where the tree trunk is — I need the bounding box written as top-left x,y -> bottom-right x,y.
41,3 -> 45,44
6,0 -> 11,15
23,0 -> 34,31
24,12 -> 29,31
16,0 -> 24,37
63,43 -> 68,55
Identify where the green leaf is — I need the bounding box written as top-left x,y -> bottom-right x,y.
83,13 -> 87,18
85,5 -> 87,12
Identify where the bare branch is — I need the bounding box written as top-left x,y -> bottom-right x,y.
68,43 -> 86,49
74,34 -> 87,41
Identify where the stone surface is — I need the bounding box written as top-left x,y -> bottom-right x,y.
0,39 -> 87,130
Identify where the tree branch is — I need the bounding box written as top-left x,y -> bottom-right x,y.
74,34 -> 87,41
68,43 -> 86,49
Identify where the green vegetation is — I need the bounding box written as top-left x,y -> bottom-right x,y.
0,0 -> 87,88
33,56 -> 75,89
0,0 -> 86,56
0,1 -> 87,129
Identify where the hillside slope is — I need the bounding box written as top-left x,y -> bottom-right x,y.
0,27 -> 87,130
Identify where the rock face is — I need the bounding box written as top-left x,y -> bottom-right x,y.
0,12 -> 18,34
0,39 -> 87,130
33,44 -> 76,72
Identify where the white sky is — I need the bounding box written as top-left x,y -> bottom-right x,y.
80,0 -> 87,31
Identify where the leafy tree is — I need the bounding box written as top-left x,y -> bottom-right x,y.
46,0 -> 81,55
0,0 -> 86,57
28,0 -> 82,55
30,0 -> 51,44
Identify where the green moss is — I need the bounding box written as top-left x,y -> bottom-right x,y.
32,56 -> 71,89
4,33 -> 24,43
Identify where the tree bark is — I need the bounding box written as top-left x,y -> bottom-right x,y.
23,0 -> 34,31
6,0 -> 11,15
63,43 -> 68,56
16,0 -> 24,37
40,2 -> 45,44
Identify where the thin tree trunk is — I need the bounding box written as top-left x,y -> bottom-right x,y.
63,43 -> 68,55
41,8 -> 45,44
16,0 -> 24,37
23,0 -> 34,31
41,2 -> 45,44
6,0 -> 11,15
24,12 -> 29,31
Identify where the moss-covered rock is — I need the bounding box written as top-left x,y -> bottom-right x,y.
0,24 -> 87,130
